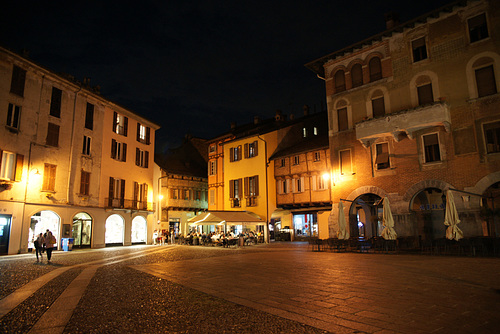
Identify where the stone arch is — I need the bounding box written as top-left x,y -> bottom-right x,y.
403,179 -> 452,203
345,185 -> 387,204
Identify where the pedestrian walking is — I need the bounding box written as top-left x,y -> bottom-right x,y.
34,233 -> 44,263
170,230 -> 175,244
45,230 -> 57,263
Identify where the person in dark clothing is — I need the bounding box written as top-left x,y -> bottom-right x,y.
34,233 -> 44,262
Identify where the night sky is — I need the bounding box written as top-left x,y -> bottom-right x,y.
1,0 -> 453,153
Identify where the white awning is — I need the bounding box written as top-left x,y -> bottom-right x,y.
188,211 -> 264,226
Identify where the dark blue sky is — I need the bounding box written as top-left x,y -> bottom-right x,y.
1,0 -> 453,152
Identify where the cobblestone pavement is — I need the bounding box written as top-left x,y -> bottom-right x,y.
1,243 -> 499,333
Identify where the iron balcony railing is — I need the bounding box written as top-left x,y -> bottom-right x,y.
105,198 -> 153,211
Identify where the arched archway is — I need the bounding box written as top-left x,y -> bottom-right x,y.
131,216 -> 147,244
72,212 -> 92,248
410,187 -> 446,240
480,181 -> 500,237
105,214 -> 124,246
29,210 -> 61,250
347,193 -> 383,239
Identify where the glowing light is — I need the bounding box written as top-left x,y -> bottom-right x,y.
159,194 -> 164,200
322,172 -> 330,181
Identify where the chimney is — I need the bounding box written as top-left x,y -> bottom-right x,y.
254,116 -> 260,124
384,12 -> 400,30
275,110 -> 283,121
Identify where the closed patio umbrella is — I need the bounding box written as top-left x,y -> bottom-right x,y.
444,190 -> 464,241
381,197 -> 397,240
338,201 -> 349,240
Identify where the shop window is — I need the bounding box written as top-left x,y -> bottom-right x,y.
46,122 -> 60,147
85,103 -> 94,130
337,107 -> 348,131
468,13 -> 489,43
335,70 -> 346,93
10,65 -> 26,97
417,83 -> 434,105
351,64 -> 363,88
369,57 -> 382,82
375,143 -> 390,170
82,135 -> 91,156
423,133 -> 441,163
49,87 -> 62,118
80,171 -> 90,195
412,37 -> 427,63
339,149 -> 352,175
475,65 -> 497,98
6,103 -> 21,130
484,121 -> 500,154
43,163 -> 57,191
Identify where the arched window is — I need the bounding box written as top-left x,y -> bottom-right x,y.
335,70 -> 346,93
351,64 -> 363,88
473,57 -> 497,98
369,57 -> 382,82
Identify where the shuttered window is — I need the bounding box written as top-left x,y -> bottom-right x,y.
337,107 -> 348,131
351,64 -> 363,88
475,65 -> 497,98
46,123 -> 60,147
43,164 -> 57,191
417,83 -> 434,105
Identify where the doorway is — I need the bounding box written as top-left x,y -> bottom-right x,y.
0,215 -> 11,254
72,212 -> 92,248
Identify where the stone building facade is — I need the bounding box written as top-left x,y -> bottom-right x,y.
0,47 -> 159,254
305,0 -> 500,240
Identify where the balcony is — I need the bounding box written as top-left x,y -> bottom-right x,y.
105,198 -> 153,211
355,102 -> 451,147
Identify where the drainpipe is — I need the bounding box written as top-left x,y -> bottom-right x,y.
257,135 -> 269,243
66,84 -> 82,204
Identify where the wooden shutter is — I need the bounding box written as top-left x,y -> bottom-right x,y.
254,175 -> 259,195
109,177 -> 114,199
124,117 -> 128,136
244,143 -> 249,158
136,123 -> 141,141
15,154 -> 24,181
122,143 -> 127,162
338,108 -> 348,131
111,139 -> 117,159
133,182 -> 139,201
49,87 -> 62,118
113,112 -> 118,132
372,97 -> 385,118
340,150 -> 352,175
229,180 -> 234,198
254,141 -> 258,156
244,177 -> 249,196
230,148 -> 234,162
312,175 -> 317,191
476,65 -> 497,97
237,178 -> 242,198
417,84 -> 434,105
145,151 -> 149,168
46,123 -> 60,147
135,147 -> 140,166
120,179 -> 126,199
146,127 -> 151,145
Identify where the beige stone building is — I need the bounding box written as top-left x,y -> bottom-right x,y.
0,47 -> 159,254
306,0 -> 500,240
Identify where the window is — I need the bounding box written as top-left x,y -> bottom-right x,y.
279,179 -> 291,194
80,171 -> 90,195
417,83 -> 434,105
46,123 -> 60,147
293,155 -> 300,165
209,189 -> 215,206
137,123 -> 151,144
229,178 -> 242,207
230,145 -> 242,162
339,150 -> 352,175
314,152 -> 321,162
293,177 -> 304,193
280,159 -> 285,168
303,128 -> 307,137
412,37 -> 427,63
111,139 -> 127,162
85,103 -> 94,130
209,144 -> 216,154
335,70 -> 346,93
209,160 -> 217,175
133,182 -> 148,209
372,94 -> 385,118
245,175 -> 259,206
43,163 -> 56,191
375,143 -> 390,170
195,190 -> 201,201
351,64 -> 363,88
109,177 -> 125,207
7,103 -> 21,130
244,141 -> 258,158
423,133 -> 441,163
10,65 -> 26,97
318,175 -> 327,190
0,151 -> 23,181
337,107 -> 348,131
369,57 -> 382,82
135,148 -> 149,168
171,189 -> 178,199
468,13 -> 489,43
484,121 -> 500,154
113,112 -> 128,136
475,65 -> 497,98
314,127 -> 318,136
49,87 -> 62,118
82,136 -> 91,156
